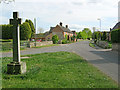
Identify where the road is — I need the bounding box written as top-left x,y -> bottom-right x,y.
1,41 -> 119,83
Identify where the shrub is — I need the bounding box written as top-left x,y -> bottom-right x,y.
71,35 -> 76,41
62,39 -> 67,44
20,22 -> 32,40
111,29 -> 120,43
52,35 -> 59,44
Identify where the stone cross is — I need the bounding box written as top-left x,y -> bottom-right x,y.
10,12 -> 21,62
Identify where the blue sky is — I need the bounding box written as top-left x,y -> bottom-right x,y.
0,0 -> 119,33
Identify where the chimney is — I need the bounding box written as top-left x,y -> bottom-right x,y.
66,25 -> 68,28
60,22 -> 62,26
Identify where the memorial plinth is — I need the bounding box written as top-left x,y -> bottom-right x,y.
7,12 -> 26,74
7,62 -> 26,74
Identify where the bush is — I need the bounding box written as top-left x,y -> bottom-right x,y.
71,35 -> 76,41
52,35 -> 59,44
62,39 -> 67,44
111,29 -> 120,43
20,22 -> 32,40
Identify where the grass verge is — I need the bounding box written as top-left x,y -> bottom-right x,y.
2,52 -> 118,88
89,42 -> 95,48
32,44 -> 59,48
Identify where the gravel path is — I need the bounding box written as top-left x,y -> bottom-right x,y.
1,41 -> 118,83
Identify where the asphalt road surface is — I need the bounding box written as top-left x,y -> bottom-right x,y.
1,41 -> 119,83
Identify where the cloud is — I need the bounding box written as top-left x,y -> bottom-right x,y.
0,0 -> 119,32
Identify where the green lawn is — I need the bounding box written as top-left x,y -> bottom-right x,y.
2,52 -> 118,88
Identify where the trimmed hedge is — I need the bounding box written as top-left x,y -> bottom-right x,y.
111,29 -> 120,43
0,22 -> 32,40
0,24 -> 13,39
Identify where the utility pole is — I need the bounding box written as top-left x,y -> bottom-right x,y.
34,18 -> 36,47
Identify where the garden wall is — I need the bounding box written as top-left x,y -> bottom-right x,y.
28,41 -> 53,48
112,43 -> 120,51
96,41 -> 109,49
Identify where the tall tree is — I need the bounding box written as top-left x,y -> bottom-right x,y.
25,19 -> 35,39
20,22 -> 31,40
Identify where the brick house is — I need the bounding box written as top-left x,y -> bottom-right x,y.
45,22 -> 76,43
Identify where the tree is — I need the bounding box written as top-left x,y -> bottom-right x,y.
20,22 -> 32,40
82,28 -> 92,39
52,35 -> 59,44
25,19 -> 35,38
37,27 -> 44,34
81,31 -> 87,40
77,32 -> 82,39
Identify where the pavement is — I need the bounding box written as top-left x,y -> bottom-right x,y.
0,41 -> 119,83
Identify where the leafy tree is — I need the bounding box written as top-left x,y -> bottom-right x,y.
52,35 -> 59,44
82,28 -> 92,39
77,32 -> 82,39
25,19 -> 35,38
81,31 -> 87,40
20,22 -> 32,40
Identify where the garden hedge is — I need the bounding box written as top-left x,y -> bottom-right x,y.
111,29 -> 120,43
0,24 -> 13,39
0,22 -> 32,40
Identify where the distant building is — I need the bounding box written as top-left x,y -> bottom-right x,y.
32,22 -> 77,43
45,22 -> 77,43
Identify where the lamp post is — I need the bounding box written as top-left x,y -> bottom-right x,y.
34,18 -> 36,47
97,18 -> 101,40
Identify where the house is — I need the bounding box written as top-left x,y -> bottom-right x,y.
109,22 -> 120,41
32,33 -> 46,41
45,22 -> 76,43
110,22 -> 120,31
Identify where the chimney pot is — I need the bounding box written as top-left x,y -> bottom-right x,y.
66,25 -> 68,28
60,22 -> 62,26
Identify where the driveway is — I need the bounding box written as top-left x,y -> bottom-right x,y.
0,41 -> 119,83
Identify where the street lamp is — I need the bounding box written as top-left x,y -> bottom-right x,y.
97,18 -> 101,40
97,18 -> 101,31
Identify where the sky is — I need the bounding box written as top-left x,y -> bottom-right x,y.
0,0 -> 119,33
